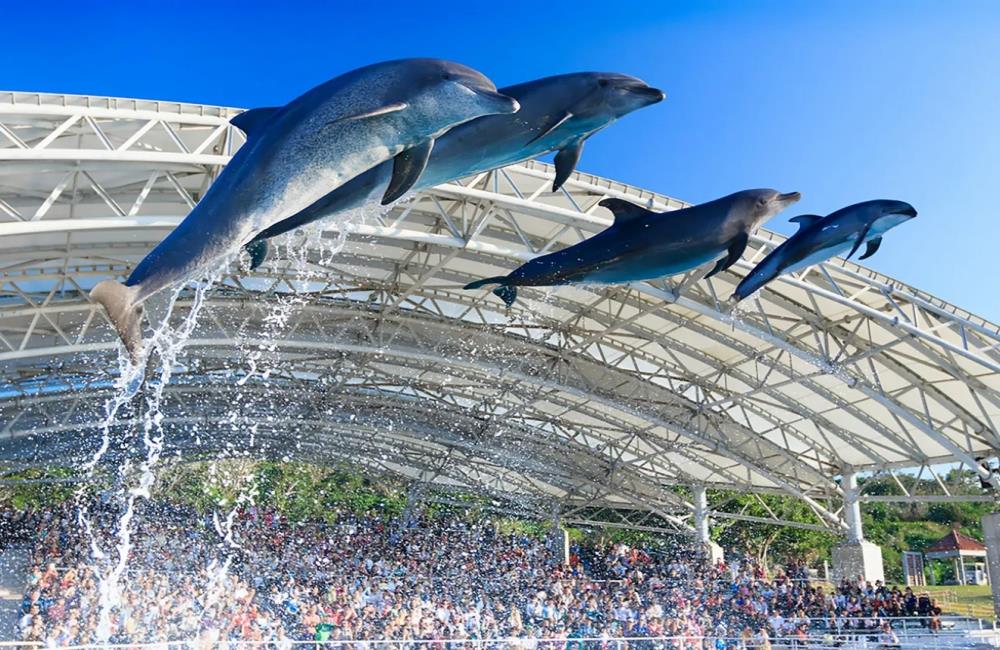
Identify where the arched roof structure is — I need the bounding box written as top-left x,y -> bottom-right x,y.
0,91 -> 997,533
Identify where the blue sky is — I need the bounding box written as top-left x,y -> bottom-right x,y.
4,1 -> 998,320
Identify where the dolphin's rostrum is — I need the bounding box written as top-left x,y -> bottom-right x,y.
733,199 -> 917,301
464,189 -> 801,307
240,72 -> 665,270
90,59 -> 519,362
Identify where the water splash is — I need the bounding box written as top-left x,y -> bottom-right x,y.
717,296 -> 750,331
718,295 -> 857,385
236,205 -> 375,384
195,458 -> 258,638
79,263 -> 226,644
77,201 -> 384,644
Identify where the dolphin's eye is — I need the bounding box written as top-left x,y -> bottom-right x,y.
598,79 -> 610,88
757,198 -> 768,208
442,73 -> 454,81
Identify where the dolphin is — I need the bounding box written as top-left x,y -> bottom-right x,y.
90,59 -> 519,361
464,189 -> 801,307
733,199 -> 917,301
241,72 -> 665,269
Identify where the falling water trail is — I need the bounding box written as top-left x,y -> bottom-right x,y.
196,456 -> 258,637
718,296 -> 750,331
719,294 -> 855,383
237,205 -> 375,385
79,261 -> 229,644
79,201 -> 384,643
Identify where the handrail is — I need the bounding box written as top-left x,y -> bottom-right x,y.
36,630 -> 999,650
13,618 -> 997,649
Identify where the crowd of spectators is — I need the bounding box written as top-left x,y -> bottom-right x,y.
0,503 -> 943,648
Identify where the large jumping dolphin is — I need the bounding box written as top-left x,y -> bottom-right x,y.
240,72 -> 665,270
90,59 -> 519,361
733,199 -> 917,301
464,189 -> 801,307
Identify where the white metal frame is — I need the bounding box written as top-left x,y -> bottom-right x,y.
0,91 -> 997,534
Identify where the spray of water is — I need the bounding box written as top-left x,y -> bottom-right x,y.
79,262 -> 227,644
77,200 -> 386,644
237,206 -> 374,385
195,457 -> 258,639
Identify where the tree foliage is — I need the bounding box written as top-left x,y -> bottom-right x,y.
0,467 -> 80,510
1,461 -> 995,584
708,490 -> 837,570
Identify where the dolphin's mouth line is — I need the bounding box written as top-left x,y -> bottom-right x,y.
463,86 -> 521,113
630,85 -> 666,102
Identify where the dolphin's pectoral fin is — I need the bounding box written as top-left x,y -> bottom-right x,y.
847,224 -> 872,259
598,198 -> 652,226
328,102 -> 409,126
230,107 -> 280,139
382,139 -> 435,205
789,214 -> 823,231
527,111 -> 573,145
492,285 -> 518,308
552,140 -> 584,192
704,256 -> 728,280
859,236 -> 882,260
244,240 -> 269,271
705,233 -> 749,279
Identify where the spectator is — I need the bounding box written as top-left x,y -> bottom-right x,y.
0,502 -> 932,647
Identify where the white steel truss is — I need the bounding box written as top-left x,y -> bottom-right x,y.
0,91 -> 997,534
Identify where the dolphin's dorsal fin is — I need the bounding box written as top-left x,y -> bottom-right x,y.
788,214 -> 822,231
552,139 -> 583,192
598,197 -> 652,226
230,107 -> 280,138
527,111 -> 573,145
382,139 -> 435,205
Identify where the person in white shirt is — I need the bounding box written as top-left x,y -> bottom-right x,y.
878,622 -> 900,649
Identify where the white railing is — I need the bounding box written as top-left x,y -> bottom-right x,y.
796,614 -> 998,629
7,633 -> 991,650
4,627 -> 996,650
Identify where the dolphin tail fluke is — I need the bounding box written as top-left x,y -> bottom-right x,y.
245,239 -> 270,270
462,276 -> 508,291
492,285 -> 517,308
90,280 -> 144,363
462,276 -> 518,307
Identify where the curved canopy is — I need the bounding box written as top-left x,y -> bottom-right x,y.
0,91 -> 997,533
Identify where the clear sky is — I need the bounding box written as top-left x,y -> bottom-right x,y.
4,1 -> 998,320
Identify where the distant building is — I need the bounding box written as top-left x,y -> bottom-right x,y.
924,528 -> 989,586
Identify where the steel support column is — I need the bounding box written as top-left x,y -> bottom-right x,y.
693,485 -> 711,545
842,471 -> 864,544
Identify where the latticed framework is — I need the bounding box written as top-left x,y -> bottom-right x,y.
0,91 -> 997,534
